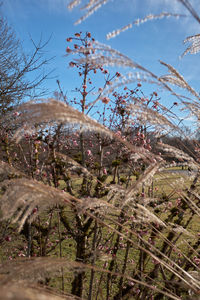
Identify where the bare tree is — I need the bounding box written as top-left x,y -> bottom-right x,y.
0,9 -> 52,114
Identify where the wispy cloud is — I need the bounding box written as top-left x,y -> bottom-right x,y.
145,0 -> 200,34
146,0 -> 184,13
2,0 -> 69,19
117,0 -> 200,35
38,0 -> 69,14
144,0 -> 200,15
3,0 -> 200,32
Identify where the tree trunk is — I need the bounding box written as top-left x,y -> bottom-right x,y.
71,234 -> 86,297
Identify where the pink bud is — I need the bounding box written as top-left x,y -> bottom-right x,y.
66,47 -> 71,53
32,207 -> 38,214
5,236 -> 11,242
69,61 -> 75,67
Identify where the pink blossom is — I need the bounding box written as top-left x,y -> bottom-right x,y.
102,97 -> 110,104
18,252 -> 26,257
115,131 -> 121,137
34,140 -> 41,145
103,168 -> 107,175
168,202 -> 172,208
194,256 -> 200,265
73,140 -> 78,147
87,149 -> 92,156
176,198 -> 181,206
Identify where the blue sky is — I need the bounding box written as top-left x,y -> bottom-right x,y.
1,0 -> 200,126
